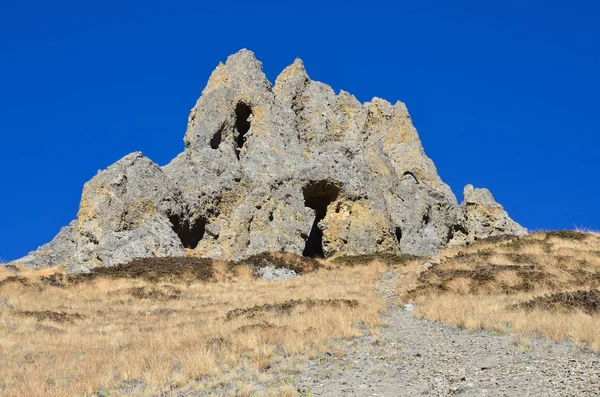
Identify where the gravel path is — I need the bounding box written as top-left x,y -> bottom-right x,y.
296,272 -> 600,396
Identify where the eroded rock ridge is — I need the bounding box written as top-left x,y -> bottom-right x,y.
12,50 -> 526,272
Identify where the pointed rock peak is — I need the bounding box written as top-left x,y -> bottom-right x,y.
286,58 -> 308,77
463,184 -> 498,207
365,97 -> 394,121
274,58 -> 310,91
203,49 -> 271,94
337,90 -> 361,107
364,97 -> 394,115
106,152 -> 145,169
224,48 -> 261,69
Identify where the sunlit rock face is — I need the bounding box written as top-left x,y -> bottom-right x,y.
11,50 -> 526,272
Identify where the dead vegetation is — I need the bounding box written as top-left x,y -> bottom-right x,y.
331,253 -> 420,268
2,230 -> 599,395
16,310 -> 87,323
400,231 -> 600,350
237,252 -> 321,275
69,256 -> 215,283
225,298 -> 359,321
0,253 -> 386,396
514,290 -> 600,315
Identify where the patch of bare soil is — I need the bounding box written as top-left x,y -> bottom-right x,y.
295,307 -> 600,396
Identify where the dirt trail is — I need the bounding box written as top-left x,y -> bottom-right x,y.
296,272 -> 600,396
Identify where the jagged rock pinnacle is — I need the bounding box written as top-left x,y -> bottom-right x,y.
10,50 -> 526,272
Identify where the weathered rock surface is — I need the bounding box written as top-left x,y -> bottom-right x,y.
10,49 -> 526,272
11,221 -> 77,269
448,184 -> 527,247
71,152 -> 188,272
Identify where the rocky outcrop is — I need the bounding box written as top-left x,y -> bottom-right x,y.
10,50 -> 526,272
448,185 -> 527,246
71,152 -> 188,273
11,221 -> 77,269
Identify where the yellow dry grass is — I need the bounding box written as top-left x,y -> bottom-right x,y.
398,231 -> 600,351
412,293 -> 600,350
0,261 -> 386,396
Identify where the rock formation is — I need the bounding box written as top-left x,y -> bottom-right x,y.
11,50 -> 526,272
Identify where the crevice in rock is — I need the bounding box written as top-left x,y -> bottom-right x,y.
302,181 -> 340,258
395,227 -> 403,245
168,215 -> 205,249
210,123 -> 225,149
234,102 -> 253,160
422,210 -> 431,226
447,224 -> 469,243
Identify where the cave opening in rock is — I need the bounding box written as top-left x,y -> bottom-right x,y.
234,102 -> 253,159
302,181 -> 340,257
168,214 -> 206,249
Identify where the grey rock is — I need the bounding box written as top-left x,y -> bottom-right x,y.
9,221 -> 76,269
11,49 -> 526,271
70,152 -> 188,272
448,184 -> 528,246
254,266 -> 299,281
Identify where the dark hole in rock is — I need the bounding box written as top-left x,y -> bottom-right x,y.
395,227 -> 402,245
447,224 -> 468,242
169,215 -> 206,249
210,127 -> 222,149
302,181 -> 340,257
234,102 -> 252,160
422,212 -> 431,226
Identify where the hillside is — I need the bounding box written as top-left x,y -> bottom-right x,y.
0,231 -> 599,395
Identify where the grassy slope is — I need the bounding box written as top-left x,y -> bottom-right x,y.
1,232 -> 599,395
0,254 -> 386,396
400,231 -> 600,350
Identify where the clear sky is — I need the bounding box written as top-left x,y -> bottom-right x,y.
1,0 -> 598,261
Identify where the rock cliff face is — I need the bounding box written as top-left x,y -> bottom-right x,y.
11,50 -> 526,272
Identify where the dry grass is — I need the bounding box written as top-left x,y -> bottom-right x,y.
0,256 -> 386,396
399,231 -> 600,350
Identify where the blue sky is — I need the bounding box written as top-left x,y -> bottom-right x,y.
1,0 -> 598,261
